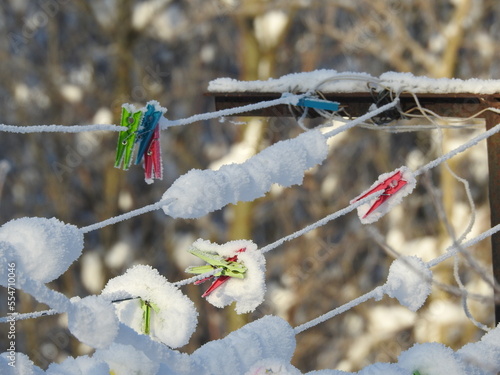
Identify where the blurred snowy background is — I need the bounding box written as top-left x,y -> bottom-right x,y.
0,0 -> 498,372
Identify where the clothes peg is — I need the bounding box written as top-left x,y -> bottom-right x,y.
186,248 -> 247,297
135,101 -> 166,165
114,104 -> 143,170
351,170 -> 408,219
144,125 -> 162,184
296,97 -> 340,112
140,299 -> 160,335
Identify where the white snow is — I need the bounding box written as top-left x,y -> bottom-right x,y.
67,295 -> 119,349
94,343 -> 159,375
191,316 -> 296,375
397,342 -> 466,375
383,256 -> 432,312
46,355 -> 109,375
244,358 -> 302,375
162,129 -> 329,218
0,217 -> 83,284
457,323 -> 500,374
350,166 -> 416,225
0,352 -> 43,375
357,363 -> 407,375
208,69 -> 500,94
189,239 -> 266,314
101,265 -> 198,348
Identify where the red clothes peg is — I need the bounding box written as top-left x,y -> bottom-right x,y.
194,249 -> 246,298
352,170 -> 408,219
144,126 -> 162,184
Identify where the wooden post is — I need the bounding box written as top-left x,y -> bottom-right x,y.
208,91 -> 500,325
483,96 -> 500,324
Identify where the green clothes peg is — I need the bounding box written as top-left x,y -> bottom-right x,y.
114,104 -> 143,170
185,247 -> 247,279
140,299 -> 160,335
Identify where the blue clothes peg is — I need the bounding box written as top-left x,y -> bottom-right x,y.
297,97 -> 340,112
135,101 -> 165,164
114,104 -> 143,170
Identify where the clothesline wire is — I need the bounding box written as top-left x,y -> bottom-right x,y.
0,94 -> 306,134
79,198 -> 176,234
294,222 -> 500,335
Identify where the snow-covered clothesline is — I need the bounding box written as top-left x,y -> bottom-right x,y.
0,93 -> 306,134
294,222 -> 500,334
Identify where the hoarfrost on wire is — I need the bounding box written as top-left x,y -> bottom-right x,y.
162,129 -> 329,218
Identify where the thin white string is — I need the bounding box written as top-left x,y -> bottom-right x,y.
159,94 -> 305,129
260,192 -> 383,254
453,256 -> 491,332
294,287 -> 385,334
0,94 -> 305,134
0,308 -> 58,323
427,223 -> 500,268
0,124 -> 126,133
79,198 -> 175,234
414,122 -> 500,176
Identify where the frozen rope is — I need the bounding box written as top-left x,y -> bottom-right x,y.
0,94 -> 306,134
0,124 -> 126,133
427,223 -> 500,268
294,286 -> 385,334
414,123 -> 500,176
0,309 -> 58,323
79,198 -> 176,234
453,256 -> 491,332
260,192 -> 383,254
159,93 -> 306,129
